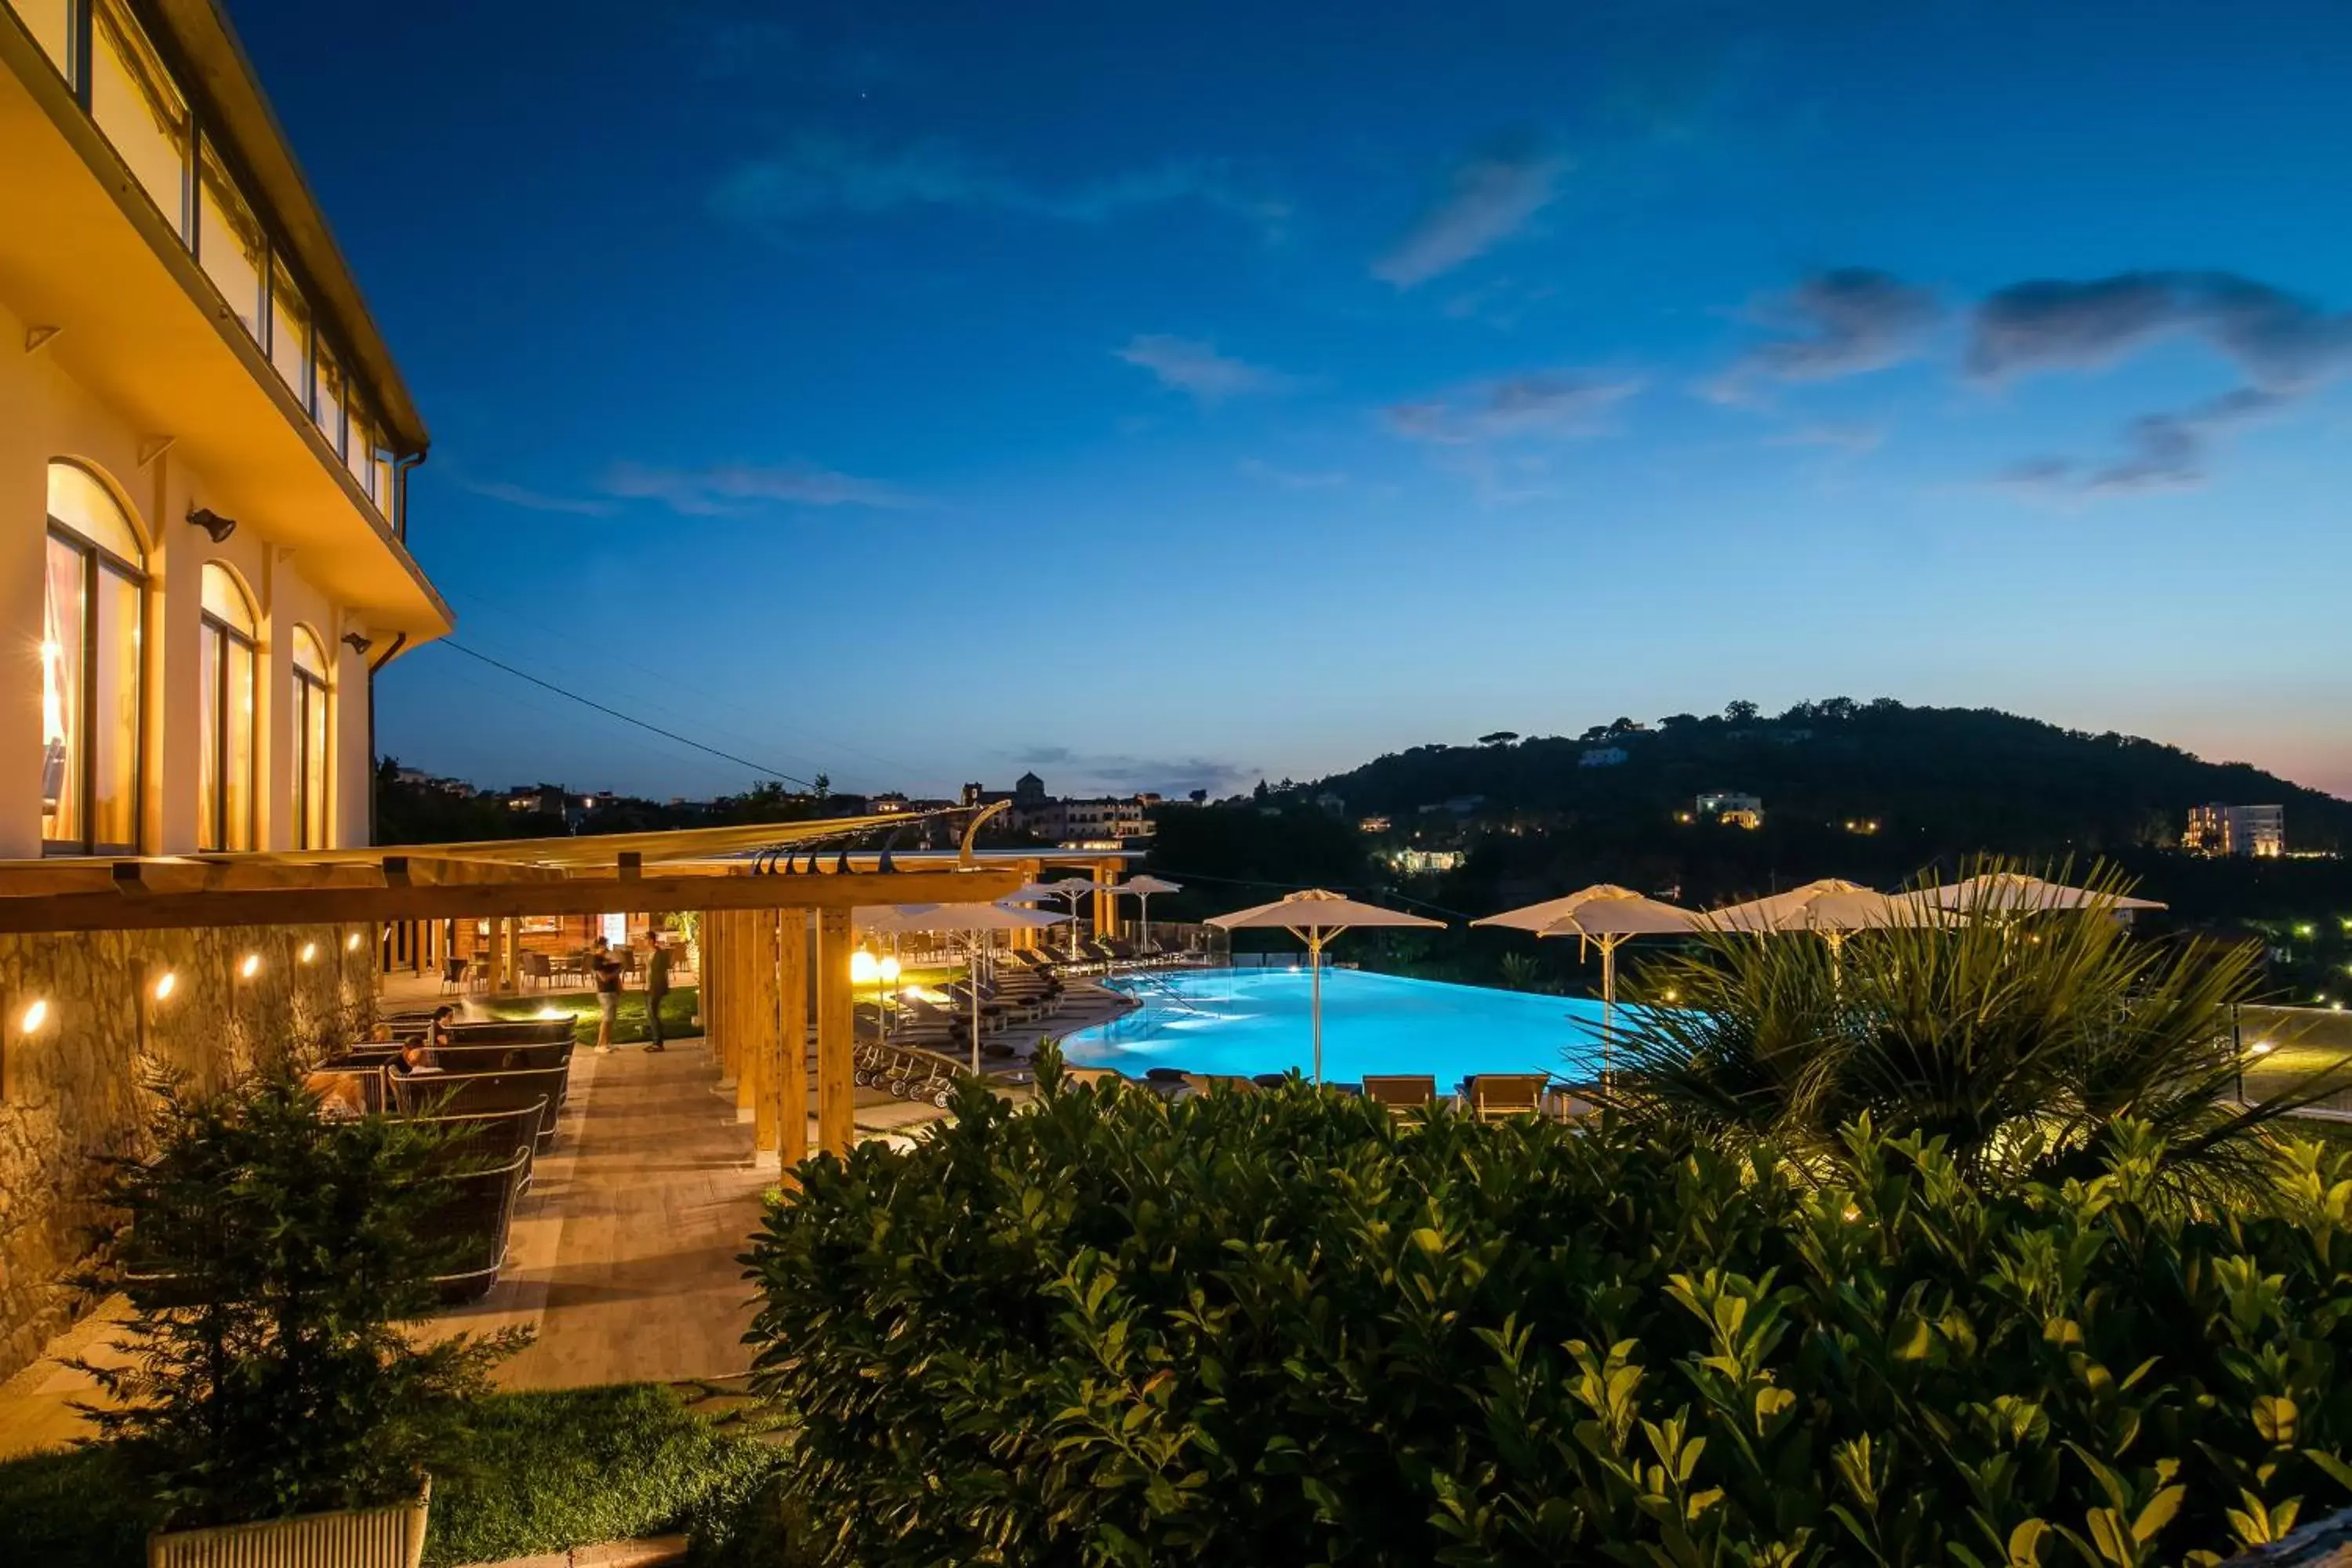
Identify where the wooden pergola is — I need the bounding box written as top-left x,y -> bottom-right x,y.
0,811 -> 1033,1168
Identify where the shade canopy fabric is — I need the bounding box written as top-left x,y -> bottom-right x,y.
1472,884 -> 1700,939
1207,887 -> 1445,937
1003,882 -> 1069,904
856,902 -> 1067,935
1708,879 -> 1941,935
1112,874 -> 1184,897
1911,873 -> 2166,914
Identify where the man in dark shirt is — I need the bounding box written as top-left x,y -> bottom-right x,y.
644,934 -> 672,1053
591,938 -> 621,1054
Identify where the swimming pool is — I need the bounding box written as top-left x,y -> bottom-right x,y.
1059,967 -> 1605,1087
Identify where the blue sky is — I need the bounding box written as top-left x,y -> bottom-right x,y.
233,0 -> 2352,800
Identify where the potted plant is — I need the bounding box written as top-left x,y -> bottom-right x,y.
71,1062 -> 526,1566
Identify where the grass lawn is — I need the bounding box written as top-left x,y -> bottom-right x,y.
0,1382 -> 787,1566
477,963 -> 967,1047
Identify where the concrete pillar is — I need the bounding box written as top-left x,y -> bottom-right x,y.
815,906 -> 855,1157
0,310 -> 49,858
775,910 -> 808,1173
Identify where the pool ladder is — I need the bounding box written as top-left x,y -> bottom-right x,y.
1122,972 -> 1208,1016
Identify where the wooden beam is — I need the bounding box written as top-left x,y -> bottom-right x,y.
0,868 -> 1024,935
815,908 -> 855,1158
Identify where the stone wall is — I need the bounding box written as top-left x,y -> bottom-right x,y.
0,922 -> 376,1381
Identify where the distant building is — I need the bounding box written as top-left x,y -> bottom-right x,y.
1578,746 -> 1628,768
1358,815 -> 1392,834
1697,791 -> 1764,829
1391,848 -> 1464,874
964,775 -> 1157,842
1314,791 -> 1347,815
2186,803 -> 2284,858
870,792 -> 911,814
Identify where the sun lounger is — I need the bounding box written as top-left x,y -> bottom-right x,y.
1467,1073 -> 1550,1121
390,1063 -> 569,1150
1362,1074 -> 1438,1114
423,1146 -> 532,1304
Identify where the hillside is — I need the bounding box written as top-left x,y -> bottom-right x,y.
1313,700 -> 2352,858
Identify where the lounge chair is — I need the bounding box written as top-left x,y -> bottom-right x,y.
1059,1065 -> 1127,1091
1468,1073 -> 1549,1122
422,1146 -> 532,1304
1180,1071 -> 1257,1097
390,1063 -> 569,1150
1362,1074 -> 1438,1115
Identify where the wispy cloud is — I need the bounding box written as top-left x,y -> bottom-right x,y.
1973,270 -> 2350,495
1004,744 -> 1252,797
1238,459 -> 1350,491
459,478 -> 615,517
1969,270 -> 2352,392
710,135 -> 1289,240
602,461 -> 919,515
1386,372 -> 1642,445
1996,387 -> 2282,499
1115,336 -> 1297,402
1374,128 -> 1568,289
1708,269 -> 1941,403
1763,423 -> 1885,455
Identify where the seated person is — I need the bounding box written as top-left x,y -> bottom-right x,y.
303,1069 -> 370,1120
390,1007 -> 459,1076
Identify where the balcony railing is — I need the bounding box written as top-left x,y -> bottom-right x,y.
4,0 -> 404,533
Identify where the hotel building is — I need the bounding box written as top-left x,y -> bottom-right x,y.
1,0 -> 449,860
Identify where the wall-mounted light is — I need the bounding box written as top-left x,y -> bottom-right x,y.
238,953 -> 261,981
20,998 -> 49,1034
187,506 -> 238,544
153,970 -> 178,1002
345,931 -> 363,952
342,632 -> 372,656
299,942 -> 318,965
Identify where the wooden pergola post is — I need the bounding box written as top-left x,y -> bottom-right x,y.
728,911 -> 757,1123
774,909 -> 809,1173
1094,860 -> 1119,940
815,907 -> 855,1156
1016,857 -> 1044,951
705,911 -> 735,1089
750,911 -> 782,1159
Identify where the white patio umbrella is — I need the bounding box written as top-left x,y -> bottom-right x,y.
1911,872 -> 2166,917
1111,874 -> 1182,953
1044,876 -> 1099,959
1206,889 -> 1444,1083
1472,884 -> 1700,1073
1708,878 -> 1946,969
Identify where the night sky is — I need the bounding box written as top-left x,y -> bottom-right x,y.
227,0 -> 2352,801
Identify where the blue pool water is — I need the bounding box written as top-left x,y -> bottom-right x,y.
1060,967 -> 1606,1087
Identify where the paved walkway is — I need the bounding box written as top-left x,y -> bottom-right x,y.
0,982 -> 1126,1457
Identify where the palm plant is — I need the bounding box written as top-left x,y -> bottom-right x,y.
1606,858 -> 2336,1194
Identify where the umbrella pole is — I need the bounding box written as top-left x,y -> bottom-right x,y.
969,931 -> 982,1077
1310,931 -> 1324,1084
1600,937 -> 1617,1085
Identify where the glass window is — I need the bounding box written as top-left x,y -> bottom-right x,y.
197,140 -> 265,339
90,0 -> 188,237
314,347 -> 344,457
268,259 -> 308,401
197,562 -> 256,851
345,407 -> 374,493
43,463 -> 145,855
6,0 -> 74,84
292,627 -> 329,849
374,453 -> 396,517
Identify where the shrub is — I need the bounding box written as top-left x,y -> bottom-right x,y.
71,1063 -> 525,1529
742,1058 -> 2352,1566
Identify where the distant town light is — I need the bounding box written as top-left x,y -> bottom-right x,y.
19,998 -> 48,1033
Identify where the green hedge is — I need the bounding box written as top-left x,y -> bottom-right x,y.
0,1384 -> 786,1568
742,1064 -> 2352,1566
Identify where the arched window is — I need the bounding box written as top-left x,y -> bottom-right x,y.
291,625 -> 330,850
44,463 -> 145,855
198,562 -> 256,851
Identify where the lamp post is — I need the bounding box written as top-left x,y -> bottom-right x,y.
878,953 -> 902,1040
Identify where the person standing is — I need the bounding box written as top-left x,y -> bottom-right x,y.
644,933 -> 671,1053
591,938 -> 622,1054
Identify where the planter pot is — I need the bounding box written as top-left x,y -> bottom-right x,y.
148,1478 -> 430,1568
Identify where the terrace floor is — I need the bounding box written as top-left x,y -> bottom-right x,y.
0,982 -> 1134,1460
